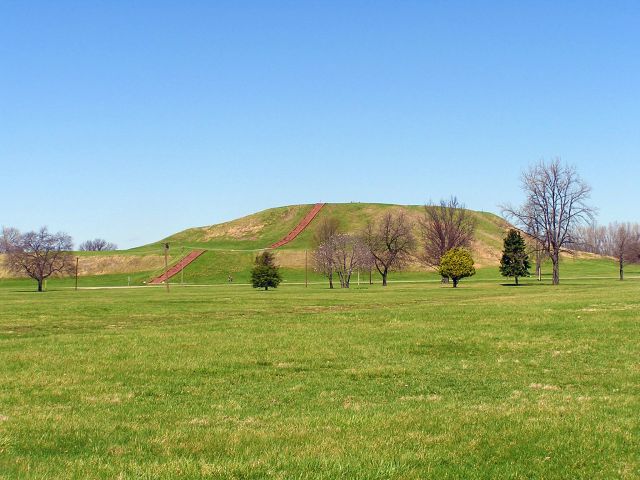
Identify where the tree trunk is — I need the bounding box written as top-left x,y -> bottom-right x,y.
369,269 -> 372,285
619,257 -> 624,281
37,278 -> 43,292
264,286 -> 268,291
441,275 -> 450,284
382,269 -> 388,286
452,278 -> 458,288
329,273 -> 334,289
551,252 -> 560,285
515,276 -> 519,286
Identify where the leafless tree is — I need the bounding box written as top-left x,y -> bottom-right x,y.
517,203 -> 548,281
362,211 -> 415,286
418,197 -> 476,280
313,236 -> 337,289
4,227 -> 75,291
503,159 -> 595,285
573,223 -> 608,254
79,238 -> 117,251
603,223 -> 640,281
332,234 -> 369,288
358,244 -> 376,285
0,226 -> 21,254
312,217 -> 341,247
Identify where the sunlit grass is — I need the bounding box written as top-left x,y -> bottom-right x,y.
0,272 -> 638,478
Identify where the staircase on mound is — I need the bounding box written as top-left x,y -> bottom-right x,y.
148,249 -> 207,284
269,203 -> 325,249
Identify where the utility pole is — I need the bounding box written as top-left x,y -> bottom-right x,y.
75,257 -> 79,291
305,249 -> 308,288
164,242 -> 170,292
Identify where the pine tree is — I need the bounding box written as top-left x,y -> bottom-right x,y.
251,251 -> 282,290
499,229 -> 530,285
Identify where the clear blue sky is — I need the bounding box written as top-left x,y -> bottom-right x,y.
1,1 -> 639,249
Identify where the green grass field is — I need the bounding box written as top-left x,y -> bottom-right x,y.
1,266 -> 639,479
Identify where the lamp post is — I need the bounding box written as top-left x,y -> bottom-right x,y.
164,242 -> 170,292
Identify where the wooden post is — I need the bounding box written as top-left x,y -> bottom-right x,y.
181,246 -> 185,285
305,249 -> 308,288
75,257 -> 79,291
164,243 -> 170,292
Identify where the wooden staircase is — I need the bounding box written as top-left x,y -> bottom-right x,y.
269,203 -> 325,249
148,249 -> 207,284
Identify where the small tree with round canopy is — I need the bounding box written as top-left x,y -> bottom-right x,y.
438,248 -> 475,288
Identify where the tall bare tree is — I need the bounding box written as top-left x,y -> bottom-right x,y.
603,222 -> 640,281
418,197 -> 476,280
503,159 -> 595,285
362,211 -> 415,286
4,227 -> 75,292
79,238 -> 117,251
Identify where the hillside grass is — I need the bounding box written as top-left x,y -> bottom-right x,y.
0,264 -> 639,478
128,203 -> 508,253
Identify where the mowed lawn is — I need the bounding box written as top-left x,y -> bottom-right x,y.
0,276 -> 638,479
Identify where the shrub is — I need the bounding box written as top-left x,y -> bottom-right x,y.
439,248 -> 475,287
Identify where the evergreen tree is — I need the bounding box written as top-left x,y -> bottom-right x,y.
438,248 -> 476,288
499,229 -> 530,285
251,251 -> 282,290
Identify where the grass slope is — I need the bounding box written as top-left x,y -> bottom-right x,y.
124,203 -> 509,284
0,270 -> 638,478
144,203 -> 508,254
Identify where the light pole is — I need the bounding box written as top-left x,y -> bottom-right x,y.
164,242 -> 170,292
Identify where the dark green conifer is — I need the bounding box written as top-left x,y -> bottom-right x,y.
251,251 -> 282,290
499,229 -> 530,285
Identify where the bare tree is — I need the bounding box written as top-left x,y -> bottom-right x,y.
0,226 -> 21,254
362,211 -> 416,286
603,223 -> 640,281
313,236 -> 337,289
518,203 -> 548,281
503,159 -> 595,285
332,234 -> 369,288
526,235 -> 548,282
574,223 -> 608,254
79,238 -> 117,251
418,197 -> 476,281
4,227 -> 75,292
312,217 -> 341,247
